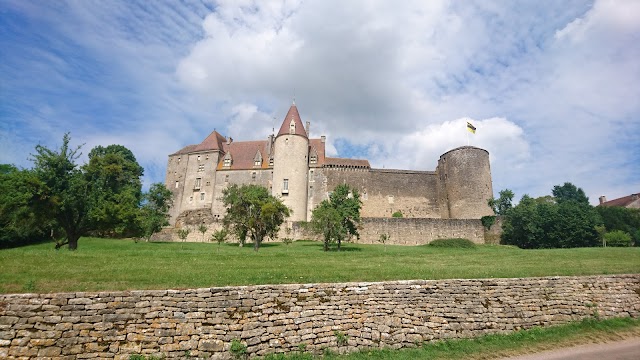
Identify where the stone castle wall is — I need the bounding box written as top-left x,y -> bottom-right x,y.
357,218 -> 485,245
1,275 -> 639,359
324,168 -> 440,218
154,217 -> 486,245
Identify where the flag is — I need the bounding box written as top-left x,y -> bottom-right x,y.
467,121 -> 476,134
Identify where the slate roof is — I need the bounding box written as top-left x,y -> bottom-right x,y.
277,103 -> 308,138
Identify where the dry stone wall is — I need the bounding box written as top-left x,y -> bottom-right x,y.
1,275 -> 639,359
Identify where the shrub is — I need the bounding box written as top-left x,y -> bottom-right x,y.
481,215 -> 496,230
604,230 -> 632,247
428,238 -> 476,248
392,211 -> 403,218
230,339 -> 247,359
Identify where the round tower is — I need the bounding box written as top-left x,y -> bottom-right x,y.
272,103 -> 309,222
437,146 -> 493,219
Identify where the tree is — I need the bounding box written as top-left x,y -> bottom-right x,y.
198,224 -> 208,241
501,183 -> 601,249
0,165 -> 49,248
552,182 -> 589,205
309,184 -> 362,251
29,134 -> 146,250
30,134 -> 90,250
596,206 -> 640,244
83,145 -> 144,237
222,184 -> 290,251
137,183 -> 173,242
488,189 -> 514,215
211,228 -> 228,253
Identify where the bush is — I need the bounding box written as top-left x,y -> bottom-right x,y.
392,211 -> 403,218
604,230 -> 633,247
428,238 -> 476,248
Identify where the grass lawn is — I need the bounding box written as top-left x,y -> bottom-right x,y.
1,238 -> 639,294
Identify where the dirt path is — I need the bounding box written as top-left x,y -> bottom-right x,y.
500,337 -> 640,360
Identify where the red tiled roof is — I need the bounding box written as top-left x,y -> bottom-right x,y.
193,130 -> 226,152
324,157 -> 370,168
309,139 -> 326,166
170,144 -> 198,156
599,193 -> 640,207
277,104 -> 308,138
217,140 -> 271,170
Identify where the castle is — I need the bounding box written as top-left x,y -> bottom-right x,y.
165,103 -> 494,234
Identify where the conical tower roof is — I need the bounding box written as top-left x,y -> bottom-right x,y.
277,103 -> 308,138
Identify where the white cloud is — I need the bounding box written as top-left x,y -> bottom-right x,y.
3,0 -> 639,204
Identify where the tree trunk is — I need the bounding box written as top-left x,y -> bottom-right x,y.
68,237 -> 79,250
253,235 -> 260,252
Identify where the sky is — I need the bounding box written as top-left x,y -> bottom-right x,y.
1,0 -> 639,204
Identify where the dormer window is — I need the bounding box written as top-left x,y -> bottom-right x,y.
223,152 -> 232,168
253,150 -> 262,168
289,119 -> 295,134
309,147 -> 318,165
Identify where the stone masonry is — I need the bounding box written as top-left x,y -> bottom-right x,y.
1,274 -> 638,359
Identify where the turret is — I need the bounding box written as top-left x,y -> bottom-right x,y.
437,146 -> 493,219
271,103 -> 310,221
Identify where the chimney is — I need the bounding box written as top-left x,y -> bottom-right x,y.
266,135 -> 273,157
599,196 -> 607,205
306,121 -> 310,136
226,137 -> 233,145
321,135 -> 326,143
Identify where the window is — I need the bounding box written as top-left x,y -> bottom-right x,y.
251,172 -> 256,181
269,157 -> 274,166
200,192 -> 205,201
225,175 -> 229,183
310,154 -> 317,164
289,119 -> 295,134
223,157 -> 231,167
282,179 -> 289,194
198,164 -> 204,172
178,157 -> 181,162
309,170 -> 314,181
197,155 -> 201,161
189,196 -> 193,203
254,159 -> 261,167
194,178 -> 201,190
206,181 -> 210,186
175,181 -> 179,188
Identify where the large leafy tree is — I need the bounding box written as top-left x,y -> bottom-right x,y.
596,206 -> 640,244
84,145 -> 144,237
0,165 -> 49,248
222,184 -> 290,251
30,134 -> 90,250
30,134 -> 145,250
552,182 -> 589,205
501,183 -> 601,249
309,184 -> 362,251
138,183 -> 173,241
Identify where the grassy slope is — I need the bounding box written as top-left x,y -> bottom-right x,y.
1,238 -> 639,294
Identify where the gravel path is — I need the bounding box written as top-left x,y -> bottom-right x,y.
500,338 -> 640,360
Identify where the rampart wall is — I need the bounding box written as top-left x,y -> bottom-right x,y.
323,168 -> 440,218
153,217 -> 486,245
357,218 -> 485,245
1,275 -> 638,359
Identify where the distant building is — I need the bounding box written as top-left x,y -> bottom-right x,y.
165,102 -> 494,227
598,193 -> 640,209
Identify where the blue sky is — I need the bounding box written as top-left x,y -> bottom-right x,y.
1,0 -> 639,204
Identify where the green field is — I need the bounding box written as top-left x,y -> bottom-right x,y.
1,238 -> 639,294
